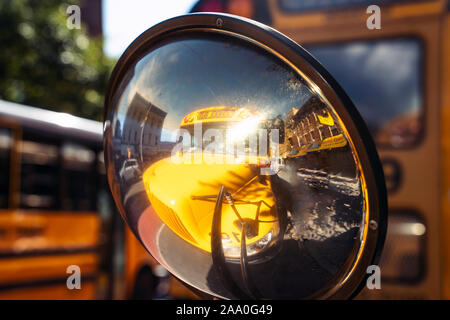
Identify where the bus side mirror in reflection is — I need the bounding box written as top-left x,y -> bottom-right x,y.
103,13 -> 387,299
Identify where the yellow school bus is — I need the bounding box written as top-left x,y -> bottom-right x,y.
191,0 -> 450,299
0,99 -> 194,299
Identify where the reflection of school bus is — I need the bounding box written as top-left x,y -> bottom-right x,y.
283,134 -> 348,159
143,106 -> 279,258
191,0 -> 450,299
0,100 -> 191,299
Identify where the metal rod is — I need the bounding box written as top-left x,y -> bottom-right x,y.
210,185 -> 250,299
240,223 -> 263,300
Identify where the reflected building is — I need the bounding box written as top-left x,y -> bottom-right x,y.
281,96 -> 358,179
284,96 -> 342,156
122,93 -> 167,161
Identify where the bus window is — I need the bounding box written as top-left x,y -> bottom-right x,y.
61,142 -> 97,211
0,128 -> 12,209
277,0 -> 410,12
306,38 -> 423,148
20,140 -> 59,209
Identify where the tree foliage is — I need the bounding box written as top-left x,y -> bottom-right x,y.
0,0 -> 115,121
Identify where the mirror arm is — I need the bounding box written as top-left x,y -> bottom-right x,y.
240,223 -> 263,299
211,185 -> 251,299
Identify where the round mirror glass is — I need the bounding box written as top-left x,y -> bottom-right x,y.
104,14 -> 386,299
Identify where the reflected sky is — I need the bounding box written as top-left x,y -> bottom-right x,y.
114,33 -> 314,140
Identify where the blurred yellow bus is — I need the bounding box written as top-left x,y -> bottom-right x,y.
191,0 -> 450,299
0,99 -> 195,300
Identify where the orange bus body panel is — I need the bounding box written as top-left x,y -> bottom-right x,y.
441,13 -> 450,299
0,210 -> 100,299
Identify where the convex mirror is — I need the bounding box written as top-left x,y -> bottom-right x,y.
104,13 -> 387,299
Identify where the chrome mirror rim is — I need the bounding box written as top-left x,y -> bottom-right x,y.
104,12 -> 388,300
